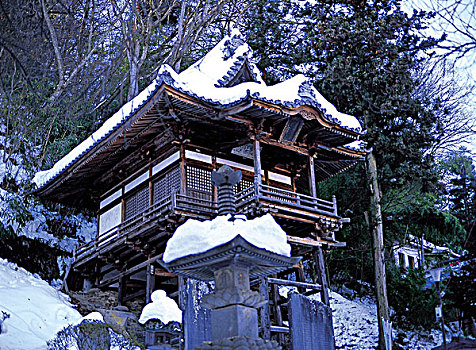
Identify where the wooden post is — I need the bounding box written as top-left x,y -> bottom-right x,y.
146,264 -> 155,304
270,277 -> 285,344
259,277 -> 270,340
178,276 -> 185,311
118,276 -> 125,306
180,143 -> 187,195
253,138 -> 262,198
296,261 -> 307,294
149,164 -> 153,206
313,247 -> 330,307
212,153 -> 218,203
308,155 -> 317,198
332,195 -> 338,216
366,151 -> 391,350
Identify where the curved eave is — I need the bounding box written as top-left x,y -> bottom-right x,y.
315,160 -> 362,183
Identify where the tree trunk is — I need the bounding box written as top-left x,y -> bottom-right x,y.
366,150 -> 391,350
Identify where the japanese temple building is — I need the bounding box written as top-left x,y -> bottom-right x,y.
34,30 -> 365,338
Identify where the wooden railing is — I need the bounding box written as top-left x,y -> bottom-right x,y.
75,191 -> 217,264
74,185 -> 338,265
235,184 -> 338,218
259,184 -> 337,217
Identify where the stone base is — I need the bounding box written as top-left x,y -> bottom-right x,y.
195,336 -> 281,350
211,305 -> 258,339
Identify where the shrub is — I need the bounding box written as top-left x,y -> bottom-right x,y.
47,320 -> 141,350
387,264 -> 438,330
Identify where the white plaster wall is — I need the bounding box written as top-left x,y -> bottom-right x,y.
125,170 -> 149,193
152,151 -> 180,176
185,150 -> 212,164
99,203 -> 122,235
100,188 -> 122,209
393,246 -> 421,268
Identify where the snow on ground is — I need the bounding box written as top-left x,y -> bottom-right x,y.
163,214 -> 291,263
138,290 -> 182,325
0,258 -> 81,350
280,286 -> 443,349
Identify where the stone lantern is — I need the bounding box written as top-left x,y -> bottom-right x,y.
162,166 -> 300,349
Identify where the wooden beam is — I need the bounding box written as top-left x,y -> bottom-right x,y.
218,102 -> 254,118
154,269 -> 177,277
257,136 -> 309,156
287,236 -> 322,247
99,253 -> 163,288
123,289 -> 146,303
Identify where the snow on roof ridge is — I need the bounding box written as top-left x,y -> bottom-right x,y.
406,234 -> 460,257
177,29 -> 264,88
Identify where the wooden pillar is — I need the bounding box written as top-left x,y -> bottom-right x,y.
308,155 -> 317,198
149,164 -> 153,206
178,276 -> 185,311
212,153 -> 218,203
270,277 -> 285,344
313,247 -> 330,307
180,143 -> 187,195
259,277 -> 270,340
118,275 -> 126,306
253,138 -> 262,197
296,261 -> 307,294
146,264 -> 155,304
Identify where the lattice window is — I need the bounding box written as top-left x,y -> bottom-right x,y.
124,186 -> 149,220
187,166 -> 212,201
234,178 -> 253,194
153,166 -> 180,203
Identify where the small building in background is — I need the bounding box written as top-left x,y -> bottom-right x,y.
392,234 -> 460,269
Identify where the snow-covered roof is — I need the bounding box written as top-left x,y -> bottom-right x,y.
163,214 -> 291,263
34,29 -> 362,190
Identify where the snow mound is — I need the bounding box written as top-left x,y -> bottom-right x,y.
163,214 -> 291,263
138,290 -> 182,325
0,258 -> 81,350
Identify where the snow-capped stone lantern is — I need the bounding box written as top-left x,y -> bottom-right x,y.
138,290 -> 182,348
162,167 -> 300,349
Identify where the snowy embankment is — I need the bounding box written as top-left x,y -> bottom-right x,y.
0,258 -> 81,350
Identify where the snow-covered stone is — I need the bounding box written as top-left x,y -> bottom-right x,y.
138,290 -> 182,325
163,214 -> 291,263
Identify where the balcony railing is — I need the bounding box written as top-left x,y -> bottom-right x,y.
74,185 -> 338,267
